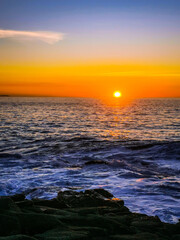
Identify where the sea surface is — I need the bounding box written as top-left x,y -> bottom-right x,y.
0,97 -> 179,223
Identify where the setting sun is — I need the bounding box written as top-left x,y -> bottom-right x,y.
113,91 -> 121,98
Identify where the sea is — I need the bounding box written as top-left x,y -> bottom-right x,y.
0,97 -> 179,223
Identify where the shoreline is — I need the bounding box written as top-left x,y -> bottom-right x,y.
0,189 -> 179,240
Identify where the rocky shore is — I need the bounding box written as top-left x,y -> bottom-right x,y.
0,189 -> 179,240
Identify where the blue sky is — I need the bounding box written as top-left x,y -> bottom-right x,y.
0,0 -> 180,33
0,0 -> 179,66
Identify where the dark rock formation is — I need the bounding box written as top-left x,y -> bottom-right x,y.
0,189 -> 179,239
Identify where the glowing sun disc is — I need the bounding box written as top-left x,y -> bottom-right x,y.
114,91 -> 121,98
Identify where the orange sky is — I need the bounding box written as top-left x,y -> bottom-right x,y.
0,64 -> 179,98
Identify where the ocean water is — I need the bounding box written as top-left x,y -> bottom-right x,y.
0,97 -> 179,223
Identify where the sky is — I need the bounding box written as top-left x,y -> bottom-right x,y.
0,0 -> 180,98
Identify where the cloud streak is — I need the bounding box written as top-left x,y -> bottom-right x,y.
0,29 -> 64,44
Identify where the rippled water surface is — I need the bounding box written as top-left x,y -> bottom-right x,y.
0,97 -> 179,223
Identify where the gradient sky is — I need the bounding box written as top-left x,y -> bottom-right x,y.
0,0 -> 180,98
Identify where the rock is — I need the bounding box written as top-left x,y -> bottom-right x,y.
33,198 -> 68,209
103,199 -> 125,208
110,232 -> 160,239
35,228 -> 90,240
0,197 -> 20,212
17,212 -> 63,235
0,236 -> 37,240
172,235 -> 180,240
0,214 -> 21,236
10,194 -> 25,202
84,189 -> 113,200
57,189 -> 123,208
163,221 -> 180,236
93,188 -> 114,198
0,189 -> 178,240
16,200 -> 34,208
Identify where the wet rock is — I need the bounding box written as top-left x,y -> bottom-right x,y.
17,212 -> 63,235
0,189 -> 179,240
92,188 -> 114,198
110,232 -> 161,239
172,235 -> 180,240
33,198 -> 68,209
0,237 -> 37,240
16,200 -> 34,208
35,229 -> 89,240
0,197 -> 20,212
104,199 -> 125,208
131,219 -> 163,233
59,192 -> 105,208
10,194 -> 25,202
57,189 -> 124,208
0,214 -> 21,236
0,236 -> 37,240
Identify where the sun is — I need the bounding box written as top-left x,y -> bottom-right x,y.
113,91 -> 121,98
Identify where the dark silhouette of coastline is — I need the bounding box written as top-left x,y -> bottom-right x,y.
0,95 -> 10,97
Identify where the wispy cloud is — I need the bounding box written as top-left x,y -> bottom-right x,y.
0,29 -> 64,44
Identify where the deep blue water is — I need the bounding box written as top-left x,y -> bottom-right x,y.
0,97 -> 179,223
